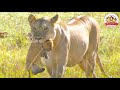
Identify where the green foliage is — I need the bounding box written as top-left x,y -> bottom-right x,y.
0,12 -> 120,78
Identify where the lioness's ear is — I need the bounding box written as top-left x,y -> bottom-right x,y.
50,14 -> 59,24
28,14 -> 36,26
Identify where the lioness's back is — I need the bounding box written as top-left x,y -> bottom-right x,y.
67,16 -> 100,66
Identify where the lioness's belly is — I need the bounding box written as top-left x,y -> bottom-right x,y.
67,28 -> 89,67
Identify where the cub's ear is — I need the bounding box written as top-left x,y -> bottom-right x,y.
50,14 -> 59,24
28,14 -> 36,26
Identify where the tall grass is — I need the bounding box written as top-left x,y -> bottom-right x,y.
0,12 -> 120,78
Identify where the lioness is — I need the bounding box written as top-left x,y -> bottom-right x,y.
26,14 -> 108,78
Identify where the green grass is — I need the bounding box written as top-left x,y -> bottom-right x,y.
0,12 -> 120,78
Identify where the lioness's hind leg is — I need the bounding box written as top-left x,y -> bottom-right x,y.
79,56 -> 96,78
85,53 -> 97,78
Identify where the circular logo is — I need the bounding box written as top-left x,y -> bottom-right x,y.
104,13 -> 119,27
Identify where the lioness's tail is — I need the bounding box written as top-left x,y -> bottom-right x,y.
96,53 -> 109,77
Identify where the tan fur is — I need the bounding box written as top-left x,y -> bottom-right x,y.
26,14 -> 108,78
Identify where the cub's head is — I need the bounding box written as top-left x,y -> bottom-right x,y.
0,32 -> 8,38
28,14 -> 59,43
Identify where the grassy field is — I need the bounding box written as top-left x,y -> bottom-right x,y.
0,12 -> 120,78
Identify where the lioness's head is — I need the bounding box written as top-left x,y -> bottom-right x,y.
28,14 -> 59,43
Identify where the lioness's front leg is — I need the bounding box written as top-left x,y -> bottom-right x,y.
51,44 -> 69,78
51,52 -> 68,78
